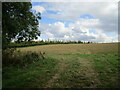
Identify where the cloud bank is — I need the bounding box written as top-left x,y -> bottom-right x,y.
32,2 -> 118,42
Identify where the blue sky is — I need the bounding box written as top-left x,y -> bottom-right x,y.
32,2 -> 96,24
32,2 -> 118,42
32,2 -> 74,26
80,14 -> 96,19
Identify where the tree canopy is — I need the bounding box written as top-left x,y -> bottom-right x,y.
2,2 -> 41,49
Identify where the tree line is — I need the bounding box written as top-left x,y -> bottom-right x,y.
8,40 -> 94,48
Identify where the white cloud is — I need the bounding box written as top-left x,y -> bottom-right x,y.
46,32 -> 54,37
32,6 -> 46,13
33,36 -> 42,41
63,35 -> 70,40
34,2 -> 118,43
44,2 -> 118,33
39,20 -> 118,42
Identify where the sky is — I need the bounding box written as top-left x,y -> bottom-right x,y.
31,0 -> 119,43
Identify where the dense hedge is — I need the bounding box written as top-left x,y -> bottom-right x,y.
8,40 -> 93,48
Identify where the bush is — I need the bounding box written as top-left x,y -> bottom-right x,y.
2,48 -> 45,67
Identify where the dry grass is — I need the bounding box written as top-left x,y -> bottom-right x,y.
19,43 -> 119,55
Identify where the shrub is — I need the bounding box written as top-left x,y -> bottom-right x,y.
2,48 -> 45,67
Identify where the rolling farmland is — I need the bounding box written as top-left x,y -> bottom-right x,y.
3,43 -> 119,88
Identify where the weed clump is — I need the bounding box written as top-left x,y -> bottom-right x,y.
2,48 -> 45,67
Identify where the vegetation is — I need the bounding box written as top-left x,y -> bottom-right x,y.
19,43 -> 119,54
2,48 -> 45,67
3,54 -> 57,88
8,40 -> 93,48
2,2 -> 41,49
3,43 -> 119,88
2,2 -> 119,89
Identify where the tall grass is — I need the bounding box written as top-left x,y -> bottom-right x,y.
2,48 -> 45,67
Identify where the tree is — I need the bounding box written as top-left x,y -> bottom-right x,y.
78,40 -> 83,44
2,2 -> 41,49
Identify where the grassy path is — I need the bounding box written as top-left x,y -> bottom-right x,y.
42,54 -> 102,88
76,57 -> 101,88
45,57 -> 69,88
43,54 -> 118,88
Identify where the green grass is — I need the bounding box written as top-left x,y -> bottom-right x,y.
3,56 -> 59,88
76,53 -> 119,87
3,43 -> 119,88
48,54 -> 119,88
51,55 -> 91,88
